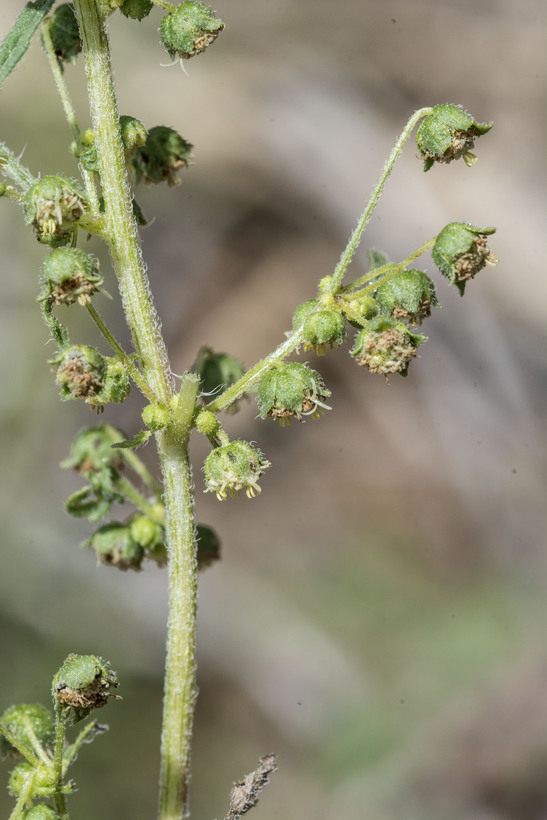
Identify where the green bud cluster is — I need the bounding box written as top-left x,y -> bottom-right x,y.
350,316 -> 427,377
51,346 -> 130,407
133,126 -> 193,186
38,247 -> 102,306
52,654 -> 118,720
9,761 -> 63,799
416,103 -> 492,172
24,176 -> 87,246
160,2 -> 224,61
257,363 -> 331,425
46,4 -> 81,69
204,441 -> 270,500
432,222 -> 497,295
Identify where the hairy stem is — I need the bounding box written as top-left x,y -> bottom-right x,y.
73,0 -> 172,403
73,4 -> 201,818
157,374 -> 200,820
328,107 -> 433,292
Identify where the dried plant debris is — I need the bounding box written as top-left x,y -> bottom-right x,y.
220,754 -> 278,820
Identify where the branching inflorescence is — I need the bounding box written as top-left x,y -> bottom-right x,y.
0,2 -> 496,819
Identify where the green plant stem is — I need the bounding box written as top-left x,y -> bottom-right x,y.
157,374 -> 200,820
327,107 -> 432,293
0,723 -> 38,765
73,0 -> 172,404
112,472 -> 159,518
41,19 -> 99,212
343,236 -> 438,295
86,302 -> 155,400
52,705 -> 69,820
9,776 -> 36,820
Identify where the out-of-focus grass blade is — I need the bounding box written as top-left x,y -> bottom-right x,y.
0,0 -> 55,88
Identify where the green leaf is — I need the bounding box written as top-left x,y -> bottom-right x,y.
0,0 -> 55,88
110,430 -> 152,449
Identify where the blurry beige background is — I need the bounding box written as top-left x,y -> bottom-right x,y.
0,1 -> 545,818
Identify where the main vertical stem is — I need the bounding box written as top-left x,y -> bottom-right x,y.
73,3 -> 199,818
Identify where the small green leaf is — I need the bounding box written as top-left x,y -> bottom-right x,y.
111,430 -> 152,449
0,0 -> 55,88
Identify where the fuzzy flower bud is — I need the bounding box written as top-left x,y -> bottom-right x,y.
374,269 -> 440,325
142,402 -> 171,431
301,309 -> 346,355
351,316 -> 427,377
0,704 -> 55,759
9,761 -> 60,799
46,4 -> 81,68
119,115 -> 148,161
85,522 -> 145,571
52,654 -> 119,719
133,126 -> 192,186
52,346 -> 130,407
432,222 -> 496,295
24,176 -> 87,246
204,441 -> 270,500
416,104 -> 492,172
257,363 -> 331,425
39,248 -> 102,306
160,2 -> 224,61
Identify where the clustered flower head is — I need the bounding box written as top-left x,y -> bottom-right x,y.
133,125 -> 193,186
204,441 -> 270,500
160,1 -> 224,61
374,269 -> 439,326
38,247 -> 102,306
432,222 -> 497,295
350,316 -> 427,377
51,345 -> 130,408
416,103 -> 492,172
24,175 -> 87,246
257,362 -> 331,425
52,654 -> 119,720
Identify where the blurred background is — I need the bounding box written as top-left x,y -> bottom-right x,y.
0,0 -> 545,818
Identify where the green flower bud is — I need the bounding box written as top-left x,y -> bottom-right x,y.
192,347 -> 246,412
432,222 -> 496,295
24,176 -> 87,246
119,115 -> 148,161
374,269 -> 440,326
340,295 -> 379,328
52,347 -> 130,407
257,363 -> 331,425
85,522 -> 145,570
46,4 -> 81,68
9,761 -> 59,798
292,299 -> 318,331
75,129 -> 99,174
0,704 -> 55,759
196,523 -> 220,569
160,2 -> 224,61
416,104 -> 492,172
39,248 -> 102,306
119,0 -> 153,20
351,316 -> 427,377
204,441 -> 271,500
61,425 -> 124,474
142,402 -> 171,431
195,409 -> 220,436
23,806 -> 61,820
52,654 -> 119,718
301,309 -> 346,355
133,126 -> 193,186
